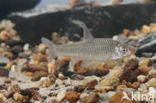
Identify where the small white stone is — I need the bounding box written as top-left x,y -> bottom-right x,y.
11,65 -> 17,72
80,93 -> 88,99
34,101 -> 41,103
149,69 -> 156,75
147,78 -> 156,87
137,75 -> 146,83
57,89 -> 66,102
0,93 -> 6,102
55,79 -> 63,85
139,84 -> 147,90
23,44 -> 29,51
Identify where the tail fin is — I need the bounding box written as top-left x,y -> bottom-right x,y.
41,37 -> 57,61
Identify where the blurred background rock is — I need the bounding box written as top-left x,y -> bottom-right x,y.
0,0 -> 156,44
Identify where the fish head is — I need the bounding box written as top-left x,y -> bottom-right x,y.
114,43 -> 137,59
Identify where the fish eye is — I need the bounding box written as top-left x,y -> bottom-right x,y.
122,48 -> 126,52
120,47 -> 127,52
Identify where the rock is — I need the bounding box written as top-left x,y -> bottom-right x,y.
120,59 -> 140,82
65,91 -> 80,103
136,33 -> 156,56
0,0 -> 40,20
0,68 -> 9,77
8,2 -> 156,44
109,92 -> 132,103
80,93 -> 99,103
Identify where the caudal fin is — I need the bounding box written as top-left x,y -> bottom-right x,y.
41,37 -> 57,61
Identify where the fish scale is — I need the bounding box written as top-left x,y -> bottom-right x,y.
55,39 -> 120,61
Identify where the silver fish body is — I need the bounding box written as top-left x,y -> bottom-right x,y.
41,20 -> 136,61
56,39 -> 120,61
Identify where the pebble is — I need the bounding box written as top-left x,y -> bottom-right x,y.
56,89 -> 66,102
138,84 -> 147,91
82,93 -> 99,103
13,93 -> 23,101
74,85 -> 85,92
0,31 -> 11,41
33,52 -> 47,62
147,78 -> 156,87
31,71 -> 48,81
27,63 -> 48,72
11,65 -> 17,72
46,97 -> 58,103
109,92 -> 132,103
99,67 -> 122,86
6,61 -> 14,70
117,84 -> 127,89
58,73 -> 67,80
23,44 -> 30,51
0,55 -> 10,65
48,60 -> 57,73
139,66 -> 150,75
40,77 -> 52,88
0,93 -> 5,102
130,82 -> 140,89
137,75 -> 146,83
85,79 -> 98,89
148,69 -> 156,75
37,43 -> 46,53
10,45 -> 23,54
83,76 -> 100,86
120,59 -> 140,82
141,25 -> 150,34
65,91 -> 80,103
0,68 -> 9,77
55,79 -> 63,85
80,93 -> 88,99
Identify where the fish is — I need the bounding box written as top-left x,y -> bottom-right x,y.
41,21 -> 137,62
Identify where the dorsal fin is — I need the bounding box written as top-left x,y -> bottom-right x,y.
71,20 -> 94,41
